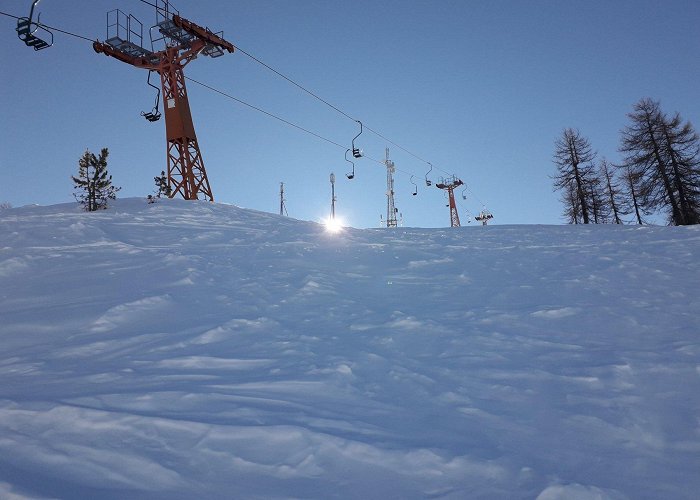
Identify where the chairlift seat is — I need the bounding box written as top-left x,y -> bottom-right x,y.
142,110 -> 161,122
16,18 -> 53,50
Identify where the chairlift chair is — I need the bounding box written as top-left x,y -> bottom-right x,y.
352,120 -> 363,159
475,209 -> 494,225
410,175 -> 417,196
425,162 -> 433,186
141,70 -> 162,122
16,0 -> 53,51
345,149 -> 355,179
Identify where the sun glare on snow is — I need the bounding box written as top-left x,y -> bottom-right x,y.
323,217 -> 344,233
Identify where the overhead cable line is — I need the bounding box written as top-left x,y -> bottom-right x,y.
189,72 -> 457,187
187,78 -> 425,178
186,77 -> 413,176
228,41 -> 455,174
185,76 -> 347,150
226,37 -> 490,207
233,45 -> 357,123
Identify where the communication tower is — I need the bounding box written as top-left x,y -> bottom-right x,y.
279,182 -> 288,216
92,0 -> 234,201
384,148 -> 399,228
435,175 -> 464,227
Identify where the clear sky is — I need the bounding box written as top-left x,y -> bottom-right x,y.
2,0 -> 699,228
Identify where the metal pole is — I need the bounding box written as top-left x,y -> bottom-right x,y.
330,173 -> 336,220
279,182 -> 285,216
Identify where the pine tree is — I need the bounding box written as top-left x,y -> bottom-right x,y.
619,98 -> 700,225
552,128 -> 597,224
155,170 -> 172,198
148,171 -> 171,204
72,148 -> 120,211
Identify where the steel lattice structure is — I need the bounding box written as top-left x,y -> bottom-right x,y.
93,5 -> 234,201
435,176 -> 464,227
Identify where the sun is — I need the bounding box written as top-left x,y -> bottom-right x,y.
324,216 -> 344,233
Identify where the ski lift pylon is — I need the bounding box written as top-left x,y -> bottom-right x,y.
16,0 -> 53,51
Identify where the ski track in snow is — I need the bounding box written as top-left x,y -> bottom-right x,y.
1,199 -> 699,499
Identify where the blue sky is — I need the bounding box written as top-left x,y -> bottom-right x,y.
2,0 -> 699,227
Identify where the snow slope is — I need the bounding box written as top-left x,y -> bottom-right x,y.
1,199 -> 699,499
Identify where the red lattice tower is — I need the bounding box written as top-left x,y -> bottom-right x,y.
435,176 -> 464,227
93,3 -> 234,201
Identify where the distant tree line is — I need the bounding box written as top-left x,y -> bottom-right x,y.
552,98 -> 700,225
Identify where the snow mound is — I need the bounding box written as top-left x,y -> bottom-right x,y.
1,198 -> 699,499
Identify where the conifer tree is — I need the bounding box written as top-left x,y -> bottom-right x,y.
72,148 -> 120,211
659,112 -> 700,224
155,170 -> 171,198
619,98 -> 700,225
552,128 -> 597,224
148,171 -> 171,204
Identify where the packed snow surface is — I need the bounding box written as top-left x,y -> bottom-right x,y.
1,199 -> 699,499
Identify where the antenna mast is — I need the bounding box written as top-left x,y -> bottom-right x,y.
279,182 -> 288,216
384,148 -> 398,228
93,0 -> 234,201
330,173 -> 336,220
435,175 -> 464,227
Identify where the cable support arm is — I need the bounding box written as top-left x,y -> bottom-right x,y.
92,40 -> 151,67
172,15 -> 234,54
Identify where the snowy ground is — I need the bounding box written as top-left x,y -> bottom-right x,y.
1,199 -> 699,499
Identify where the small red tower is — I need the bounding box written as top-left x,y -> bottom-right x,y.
435,176 -> 464,227
93,1 -> 234,201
